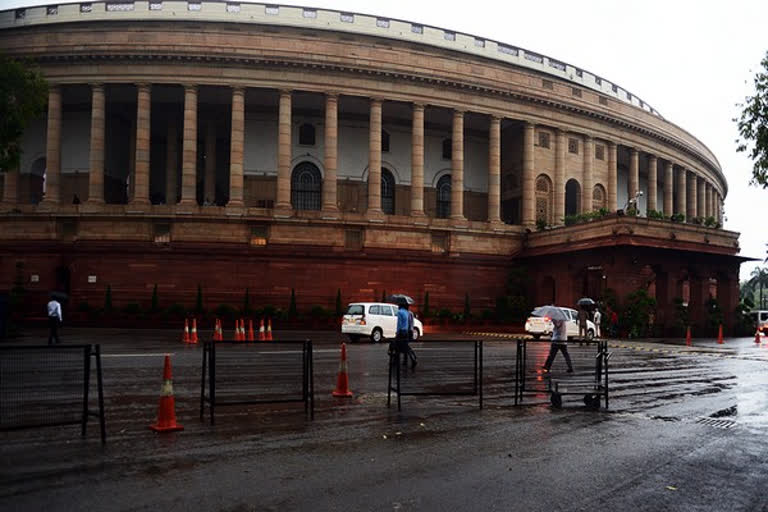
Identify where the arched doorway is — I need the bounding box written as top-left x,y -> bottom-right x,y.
291,162 -> 322,210
381,168 -> 395,215
535,174 -> 553,225
436,174 -> 451,218
565,179 -> 581,216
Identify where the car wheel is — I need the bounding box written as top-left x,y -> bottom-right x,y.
586,329 -> 595,341
348,335 -> 360,343
532,333 -> 541,340
412,328 -> 420,341
371,328 -> 383,343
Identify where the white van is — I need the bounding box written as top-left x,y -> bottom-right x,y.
749,310 -> 768,334
341,302 -> 423,343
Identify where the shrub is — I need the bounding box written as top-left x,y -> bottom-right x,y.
104,284 -> 113,312
647,209 -> 665,220
214,303 -> 236,320
563,214 -> 578,226
310,305 -> 329,318
76,301 -> 92,313
704,216 -> 716,227
481,309 -> 494,320
670,213 -> 685,223
167,303 -> 186,317
122,303 -> 141,315
621,289 -> 656,338
262,304 -> 277,319
536,218 -> 548,231
288,288 -> 297,317
437,308 -> 453,319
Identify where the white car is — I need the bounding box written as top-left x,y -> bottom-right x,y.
341,302 -> 423,343
524,307 -> 597,340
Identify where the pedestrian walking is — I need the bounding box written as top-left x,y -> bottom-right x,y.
394,301 -> 417,369
47,295 -> 62,345
593,308 -> 602,338
610,309 -> 619,337
578,307 -> 588,341
542,316 -> 573,373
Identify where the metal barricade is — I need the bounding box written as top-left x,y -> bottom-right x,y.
513,338 -> 610,409
200,340 -> 314,425
387,340 -> 483,412
0,344 -> 106,444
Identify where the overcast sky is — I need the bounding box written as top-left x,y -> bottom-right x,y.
4,0 -> 768,279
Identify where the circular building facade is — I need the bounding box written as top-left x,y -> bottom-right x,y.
0,1 -> 742,332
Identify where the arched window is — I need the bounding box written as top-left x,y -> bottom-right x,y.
436,174 -> 451,218
291,162 -> 322,210
381,130 -> 390,153
299,123 -> 316,146
535,174 -> 553,224
381,168 -> 395,215
565,178 -> 581,216
442,138 -> 452,160
592,184 -> 606,211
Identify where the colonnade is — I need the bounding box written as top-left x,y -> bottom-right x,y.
1,83 -> 725,227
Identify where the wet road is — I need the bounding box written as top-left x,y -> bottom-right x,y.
2,329 -> 768,511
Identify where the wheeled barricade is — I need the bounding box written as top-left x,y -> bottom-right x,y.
514,339 -> 611,410
0,344 -> 106,444
387,340 -> 483,412
200,340 -> 314,425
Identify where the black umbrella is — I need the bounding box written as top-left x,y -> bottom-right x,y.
388,294 -> 415,306
577,297 -> 596,309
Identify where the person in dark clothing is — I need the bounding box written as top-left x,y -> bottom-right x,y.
542,317 -> 573,373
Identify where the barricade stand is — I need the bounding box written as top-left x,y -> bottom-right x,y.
200,339 -> 314,425
387,340 -> 483,412
0,344 -> 106,444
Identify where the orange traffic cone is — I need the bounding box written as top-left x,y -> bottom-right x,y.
685,326 -> 692,347
717,324 -> 724,345
182,318 -> 190,343
266,318 -> 273,341
239,318 -> 246,341
213,318 -> 221,341
756,329 -> 762,344
149,355 -> 184,432
247,319 -> 255,342
258,318 -> 266,341
332,343 -> 353,397
235,319 -> 241,341
190,318 -> 199,344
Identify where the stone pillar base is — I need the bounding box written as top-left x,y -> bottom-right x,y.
366,209 -> 385,223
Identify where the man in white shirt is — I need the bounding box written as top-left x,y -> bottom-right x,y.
47,296 -> 62,345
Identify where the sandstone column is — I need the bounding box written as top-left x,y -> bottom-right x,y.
686,171 -> 697,220
228,86 -> 245,207
697,177 -> 705,219
450,109 -> 465,221
716,192 -> 722,225
676,167 -> 687,218
664,162 -> 674,216
180,85 -> 198,205
322,93 -> 339,214
607,141 -> 617,212
410,103 -> 425,217
275,89 -> 293,211
647,155 -> 658,212
42,85 -> 62,205
166,122 -> 178,204
581,135 -> 593,213
131,83 -> 151,205
87,83 -> 105,204
487,115 -> 501,224
705,183 -> 712,218
522,121 -> 535,226
629,148 -> 639,201
554,129 -> 566,224
204,121 -> 216,204
367,98 -> 383,216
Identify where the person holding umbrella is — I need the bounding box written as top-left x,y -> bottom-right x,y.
533,305 -> 573,373
47,292 -> 63,345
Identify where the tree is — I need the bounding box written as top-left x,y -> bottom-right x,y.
335,289 -> 342,317
463,292 -> 471,320
242,288 -> 251,315
104,285 -> 113,312
422,291 -> 430,318
749,267 -> 768,309
736,50 -> 768,187
150,284 -> 159,312
0,54 -> 48,173
195,284 -> 203,314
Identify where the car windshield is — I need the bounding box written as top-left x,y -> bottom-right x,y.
346,305 -> 364,315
